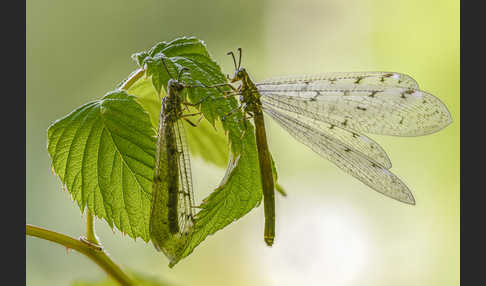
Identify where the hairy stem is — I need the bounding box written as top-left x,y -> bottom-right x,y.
119,68 -> 145,90
26,224 -> 135,286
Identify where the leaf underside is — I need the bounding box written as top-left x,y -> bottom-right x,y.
48,91 -> 155,241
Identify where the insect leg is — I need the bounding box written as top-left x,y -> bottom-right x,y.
181,112 -> 202,118
240,120 -> 248,139
196,114 -> 204,125
238,105 -> 251,139
183,118 -> 199,127
183,90 -> 241,109
186,80 -> 238,92
206,82 -> 239,92
222,106 -> 242,121
238,113 -> 254,123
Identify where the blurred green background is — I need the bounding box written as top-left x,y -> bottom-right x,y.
26,0 -> 459,285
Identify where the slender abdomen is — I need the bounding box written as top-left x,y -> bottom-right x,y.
164,118 -> 180,234
253,108 -> 276,246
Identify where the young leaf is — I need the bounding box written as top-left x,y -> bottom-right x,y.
125,74 -> 228,167
47,91 -> 155,241
132,37 -> 246,156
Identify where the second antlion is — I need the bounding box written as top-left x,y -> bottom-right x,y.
215,48 -> 452,246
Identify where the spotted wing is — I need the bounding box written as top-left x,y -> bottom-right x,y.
257,72 -> 420,89
174,120 -> 195,234
263,107 -> 415,204
257,72 -> 452,137
263,104 -> 392,169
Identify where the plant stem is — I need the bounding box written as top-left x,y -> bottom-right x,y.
26,224 -> 135,286
119,68 -> 145,91
85,210 -> 100,245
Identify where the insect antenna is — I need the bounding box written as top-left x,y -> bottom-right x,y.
177,67 -> 189,82
227,50 -> 237,69
237,47 -> 242,69
161,57 -> 175,79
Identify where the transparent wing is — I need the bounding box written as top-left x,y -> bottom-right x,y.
264,107 -> 415,204
258,74 -> 452,137
263,105 -> 392,169
174,120 -> 195,234
257,72 -> 419,89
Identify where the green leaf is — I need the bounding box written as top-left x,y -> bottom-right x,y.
145,37 -> 210,62
47,90 -> 155,241
71,272 -> 171,286
275,182 -> 287,197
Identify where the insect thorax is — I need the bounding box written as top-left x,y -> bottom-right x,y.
240,73 -> 262,113
162,85 -> 184,120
